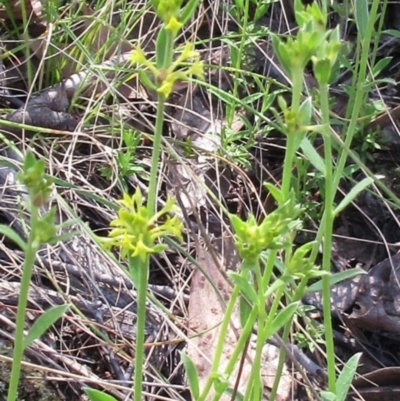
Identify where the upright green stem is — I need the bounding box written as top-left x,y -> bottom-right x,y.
242,262 -> 266,400
310,0 -> 381,264
132,255 -> 149,401
228,0 -> 250,124
281,69 -> 303,198
135,29 -> 172,401
281,132 -> 297,199
269,276 -> 309,401
163,30 -> 174,71
7,208 -> 39,401
198,274 -> 243,401
20,0 -> 33,87
147,29 -> 175,217
245,278 -> 285,400
290,70 -> 302,116
261,250 -> 278,296
147,94 -> 166,216
369,0 -> 387,70
210,304 -> 260,401
269,322 -> 290,401
332,0 -> 380,191
319,81 -> 336,392
200,257 -> 271,401
136,30 -> 171,399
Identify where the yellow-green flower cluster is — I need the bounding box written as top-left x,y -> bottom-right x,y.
151,0 -> 183,33
272,0 -> 341,85
131,42 -> 204,98
230,196 -> 302,265
18,151 -> 53,208
106,188 -> 183,261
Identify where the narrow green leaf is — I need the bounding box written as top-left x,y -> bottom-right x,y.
261,92 -> 279,114
266,302 -> 299,338
254,4 -> 269,22
234,0 -> 244,9
230,272 -> 258,304
372,57 -> 392,78
383,29 -> 400,38
274,40 -> 292,78
156,27 -> 168,69
300,137 -> 325,173
333,177 -> 374,216
320,391 -> 337,401
229,44 -> 240,70
241,92 -> 264,104
307,268 -> 367,293
230,214 -> 246,236
362,78 -> 397,91
181,352 -> 200,399
330,25 -> 341,43
24,304 -> 70,349
264,183 -> 284,204
336,352 -> 362,401
299,96 -> 312,126
239,296 -> 253,328
180,0 -> 201,26
264,277 -> 287,298
138,71 -> 156,91
294,0 -> 307,28
0,225 -> 26,251
84,388 -> 119,401
354,0 -> 369,38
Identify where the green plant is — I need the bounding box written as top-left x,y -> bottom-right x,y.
292,155 -> 325,221
353,126 -> 389,163
293,315 -> 325,353
293,0 -> 383,396
180,1 -> 371,400
4,151 -> 75,401
189,189 -> 311,401
271,0 -> 344,393
320,353 -> 362,401
100,129 -> 147,185
219,124 -> 255,169
85,1 -> 203,401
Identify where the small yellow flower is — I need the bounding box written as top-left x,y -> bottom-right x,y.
171,44 -> 202,72
180,42 -> 199,60
150,196 -> 178,223
188,60 -> 205,80
157,77 -> 174,97
131,46 -> 147,64
131,47 -> 159,79
165,16 -> 183,35
103,188 -> 183,261
131,239 -> 156,261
